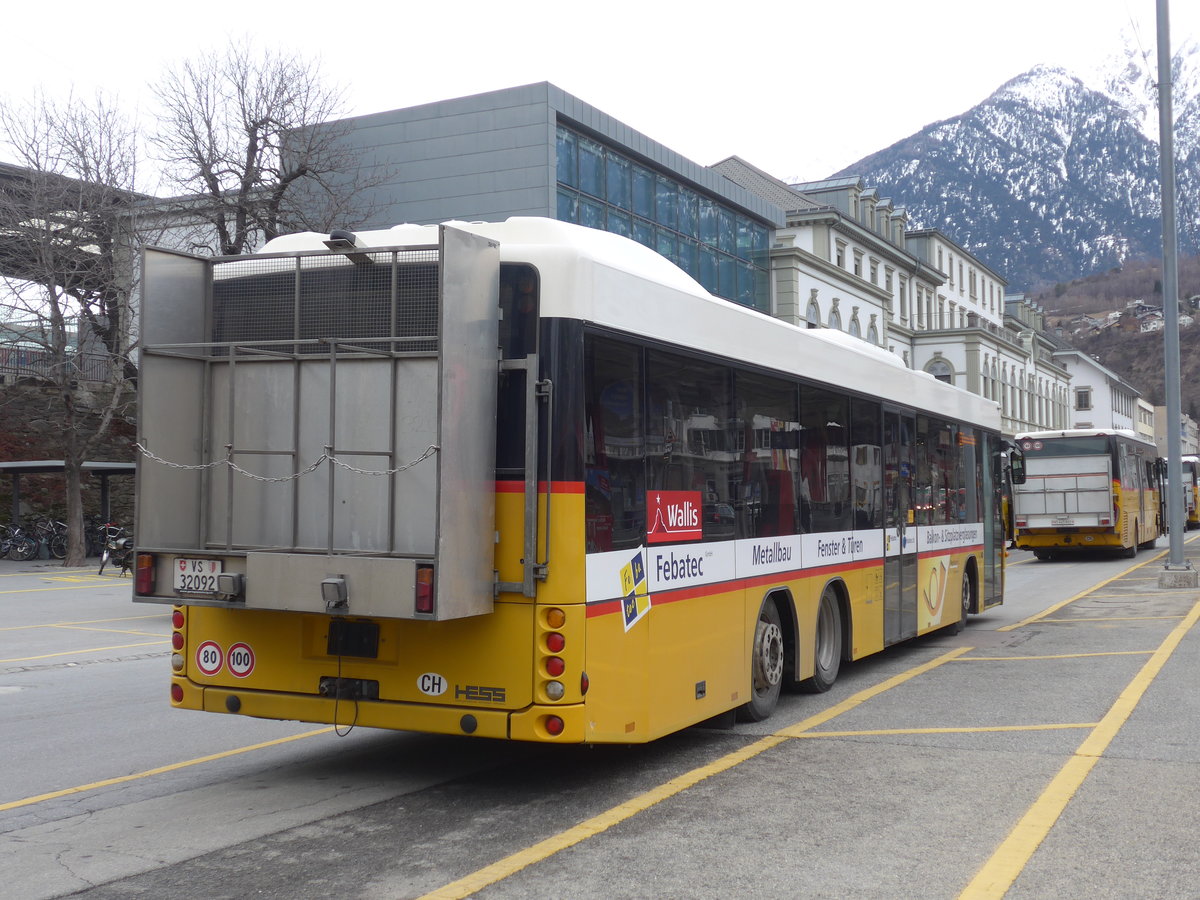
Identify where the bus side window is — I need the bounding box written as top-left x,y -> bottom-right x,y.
583,337 -> 644,552
499,264 -> 538,360
799,385 -> 850,533
646,350 -> 736,542
735,370 -> 801,538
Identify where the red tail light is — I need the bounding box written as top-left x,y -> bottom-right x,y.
135,554 -> 156,594
415,564 -> 435,615
544,715 -> 564,736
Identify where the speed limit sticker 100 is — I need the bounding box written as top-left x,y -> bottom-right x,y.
227,642 -> 255,678
193,640 -> 255,678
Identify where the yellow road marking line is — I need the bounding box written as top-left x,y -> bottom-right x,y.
0,615 -> 165,632
774,647 -> 973,738
47,625 -> 164,637
998,549 -> 1168,631
955,650 -> 1153,661
959,595 -> 1200,899
0,728 -> 334,812
1,640 -> 168,663
0,568 -> 95,577
0,583 -> 131,595
418,648 -> 969,900
797,723 -> 1098,738
1037,615 -> 1184,623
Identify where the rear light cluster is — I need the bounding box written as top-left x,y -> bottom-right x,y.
538,606 -> 585,736
135,553 -> 156,595
170,607 -> 185,702
415,564 -> 435,615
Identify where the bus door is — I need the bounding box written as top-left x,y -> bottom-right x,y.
884,409 -> 918,643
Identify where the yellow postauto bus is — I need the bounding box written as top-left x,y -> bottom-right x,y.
1013,429 -> 1164,558
134,218 -> 1013,743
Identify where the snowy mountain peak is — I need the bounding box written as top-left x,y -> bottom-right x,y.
830,34 -> 1200,291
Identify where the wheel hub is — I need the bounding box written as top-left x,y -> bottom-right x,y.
753,618 -> 784,690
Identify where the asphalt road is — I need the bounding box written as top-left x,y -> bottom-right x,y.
3,537 -> 1200,899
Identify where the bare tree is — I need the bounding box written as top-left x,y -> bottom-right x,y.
0,91 -> 146,566
151,39 -> 387,255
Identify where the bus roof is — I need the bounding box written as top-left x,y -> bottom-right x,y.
1017,429 -> 1153,446
262,218 -> 1000,431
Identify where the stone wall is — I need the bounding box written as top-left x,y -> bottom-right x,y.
0,384 -> 136,526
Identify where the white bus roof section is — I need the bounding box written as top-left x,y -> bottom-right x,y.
262,218 -> 999,430
1017,429 -> 1148,443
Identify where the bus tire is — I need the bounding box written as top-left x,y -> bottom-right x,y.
1122,523 -> 1138,558
800,585 -> 842,694
954,566 -> 975,633
737,599 -> 784,722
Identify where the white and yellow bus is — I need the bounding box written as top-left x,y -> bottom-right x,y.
134,218 -> 1013,743
1013,429 -> 1164,558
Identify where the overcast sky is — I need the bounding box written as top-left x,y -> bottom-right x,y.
3,0 -> 1198,189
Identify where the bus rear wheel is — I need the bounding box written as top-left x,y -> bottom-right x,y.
1122,523 -> 1138,558
737,599 -> 784,722
801,586 -> 842,693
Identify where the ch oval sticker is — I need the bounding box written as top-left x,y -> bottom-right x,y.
417,673 -> 448,696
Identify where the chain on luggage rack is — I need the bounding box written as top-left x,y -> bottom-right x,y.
134,442 -> 440,483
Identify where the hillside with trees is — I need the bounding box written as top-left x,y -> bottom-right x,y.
1034,253 -> 1200,410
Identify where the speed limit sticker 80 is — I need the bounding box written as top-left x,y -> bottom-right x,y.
193,640 -> 255,677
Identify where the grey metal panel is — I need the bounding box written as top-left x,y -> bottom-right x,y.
205,362 -> 299,548
246,552 -> 417,617
140,248 -> 209,345
388,359 -> 439,555
136,249 -> 210,549
434,226 -> 500,619
136,355 -> 206,548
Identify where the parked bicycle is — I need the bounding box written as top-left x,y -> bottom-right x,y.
2,522 -> 39,562
31,517 -> 68,560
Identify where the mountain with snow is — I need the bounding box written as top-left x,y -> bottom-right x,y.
828,37 -> 1200,291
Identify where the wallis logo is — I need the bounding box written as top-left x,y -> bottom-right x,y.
647,490 -> 703,544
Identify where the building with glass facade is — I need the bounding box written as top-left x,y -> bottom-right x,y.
327,82 -> 781,310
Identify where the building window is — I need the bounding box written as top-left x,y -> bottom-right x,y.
853,250 -> 863,277
927,359 -> 953,384
1075,388 -> 1092,411
555,124 -> 770,310
806,297 -> 821,329
849,309 -> 861,338
835,241 -> 846,268
828,300 -> 842,330
869,259 -> 879,285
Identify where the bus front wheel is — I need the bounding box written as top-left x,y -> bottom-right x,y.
737,599 -> 784,722
801,586 -> 843,693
